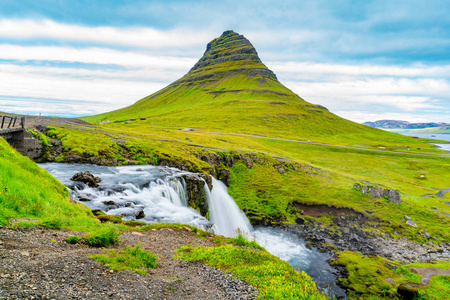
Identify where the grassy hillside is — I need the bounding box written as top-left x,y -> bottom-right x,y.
0,138 -> 99,229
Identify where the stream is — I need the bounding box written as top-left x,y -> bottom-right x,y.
39,163 -> 346,298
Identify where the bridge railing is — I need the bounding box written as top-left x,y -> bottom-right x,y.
0,116 -> 24,129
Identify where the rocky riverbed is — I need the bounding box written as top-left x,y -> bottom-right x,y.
279,210 -> 450,264
0,225 -> 256,300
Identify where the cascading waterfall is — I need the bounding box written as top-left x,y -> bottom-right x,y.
39,162 -> 346,298
205,177 -> 253,237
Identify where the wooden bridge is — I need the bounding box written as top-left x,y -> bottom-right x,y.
0,116 -> 42,159
0,115 -> 24,134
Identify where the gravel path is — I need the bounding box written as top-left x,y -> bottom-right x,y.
0,226 -> 257,300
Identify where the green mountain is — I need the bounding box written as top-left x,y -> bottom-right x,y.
85,30 -> 417,146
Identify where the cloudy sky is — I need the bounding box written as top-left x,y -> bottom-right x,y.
1,0 -> 449,123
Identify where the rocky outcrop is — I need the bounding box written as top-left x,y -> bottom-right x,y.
354,183 -> 401,205
70,171 -> 102,188
181,175 -> 210,217
175,30 -> 278,87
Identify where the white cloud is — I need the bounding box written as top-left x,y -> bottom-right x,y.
0,64 -> 167,114
0,19 -> 211,49
268,61 -> 450,78
0,45 -> 196,70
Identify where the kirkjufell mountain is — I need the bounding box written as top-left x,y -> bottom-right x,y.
86,30 -> 390,142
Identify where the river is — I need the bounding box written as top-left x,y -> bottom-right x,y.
394,132 -> 450,151
39,163 -> 346,298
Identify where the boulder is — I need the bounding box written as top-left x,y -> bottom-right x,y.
295,216 -> 305,225
388,189 -> 402,205
70,171 -> 102,188
102,200 -> 116,205
135,210 -> 145,219
354,183 -> 401,205
406,220 -> 418,227
404,215 -> 412,221
369,186 -> 389,198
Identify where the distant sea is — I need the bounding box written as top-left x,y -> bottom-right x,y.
394,132 -> 450,151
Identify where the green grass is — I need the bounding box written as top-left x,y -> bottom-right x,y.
0,138 -> 98,230
331,251 -> 450,299
82,225 -> 120,247
90,243 -> 158,274
227,230 -> 264,250
176,244 -> 327,300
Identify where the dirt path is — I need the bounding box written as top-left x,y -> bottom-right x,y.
0,226 -> 256,300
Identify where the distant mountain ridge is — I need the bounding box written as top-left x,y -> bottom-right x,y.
363,120 -> 449,129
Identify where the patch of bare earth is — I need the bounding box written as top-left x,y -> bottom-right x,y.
0,226 -> 256,300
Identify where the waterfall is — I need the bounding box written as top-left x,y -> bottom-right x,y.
39,162 -> 346,297
206,177 -> 253,237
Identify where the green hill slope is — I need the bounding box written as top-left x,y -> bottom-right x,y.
84,30 -> 408,146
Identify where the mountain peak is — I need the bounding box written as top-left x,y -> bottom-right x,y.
176,30 -> 277,86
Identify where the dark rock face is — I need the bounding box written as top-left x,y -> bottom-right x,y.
70,171 -> 102,188
182,175 -> 209,217
295,216 -> 305,225
354,183 -> 401,205
396,284 -> 418,300
180,30 -> 277,85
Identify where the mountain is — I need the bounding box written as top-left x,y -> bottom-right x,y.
363,120 -> 449,130
84,30 -> 402,144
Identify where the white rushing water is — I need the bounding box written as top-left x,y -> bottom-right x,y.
39,163 -> 345,298
207,177 -> 253,236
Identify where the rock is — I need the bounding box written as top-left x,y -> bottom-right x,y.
420,230 -> 431,239
277,166 -> 285,174
404,215 -> 412,221
369,186 -> 389,198
397,284 -> 418,300
135,210 -> 145,219
406,220 -> 418,227
295,216 -> 305,225
182,175 -> 209,217
70,171 -> 102,188
388,189 -> 401,205
217,169 -> 230,186
242,156 -> 253,168
102,200 -> 115,205
66,155 -> 81,163
136,168 -> 144,172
